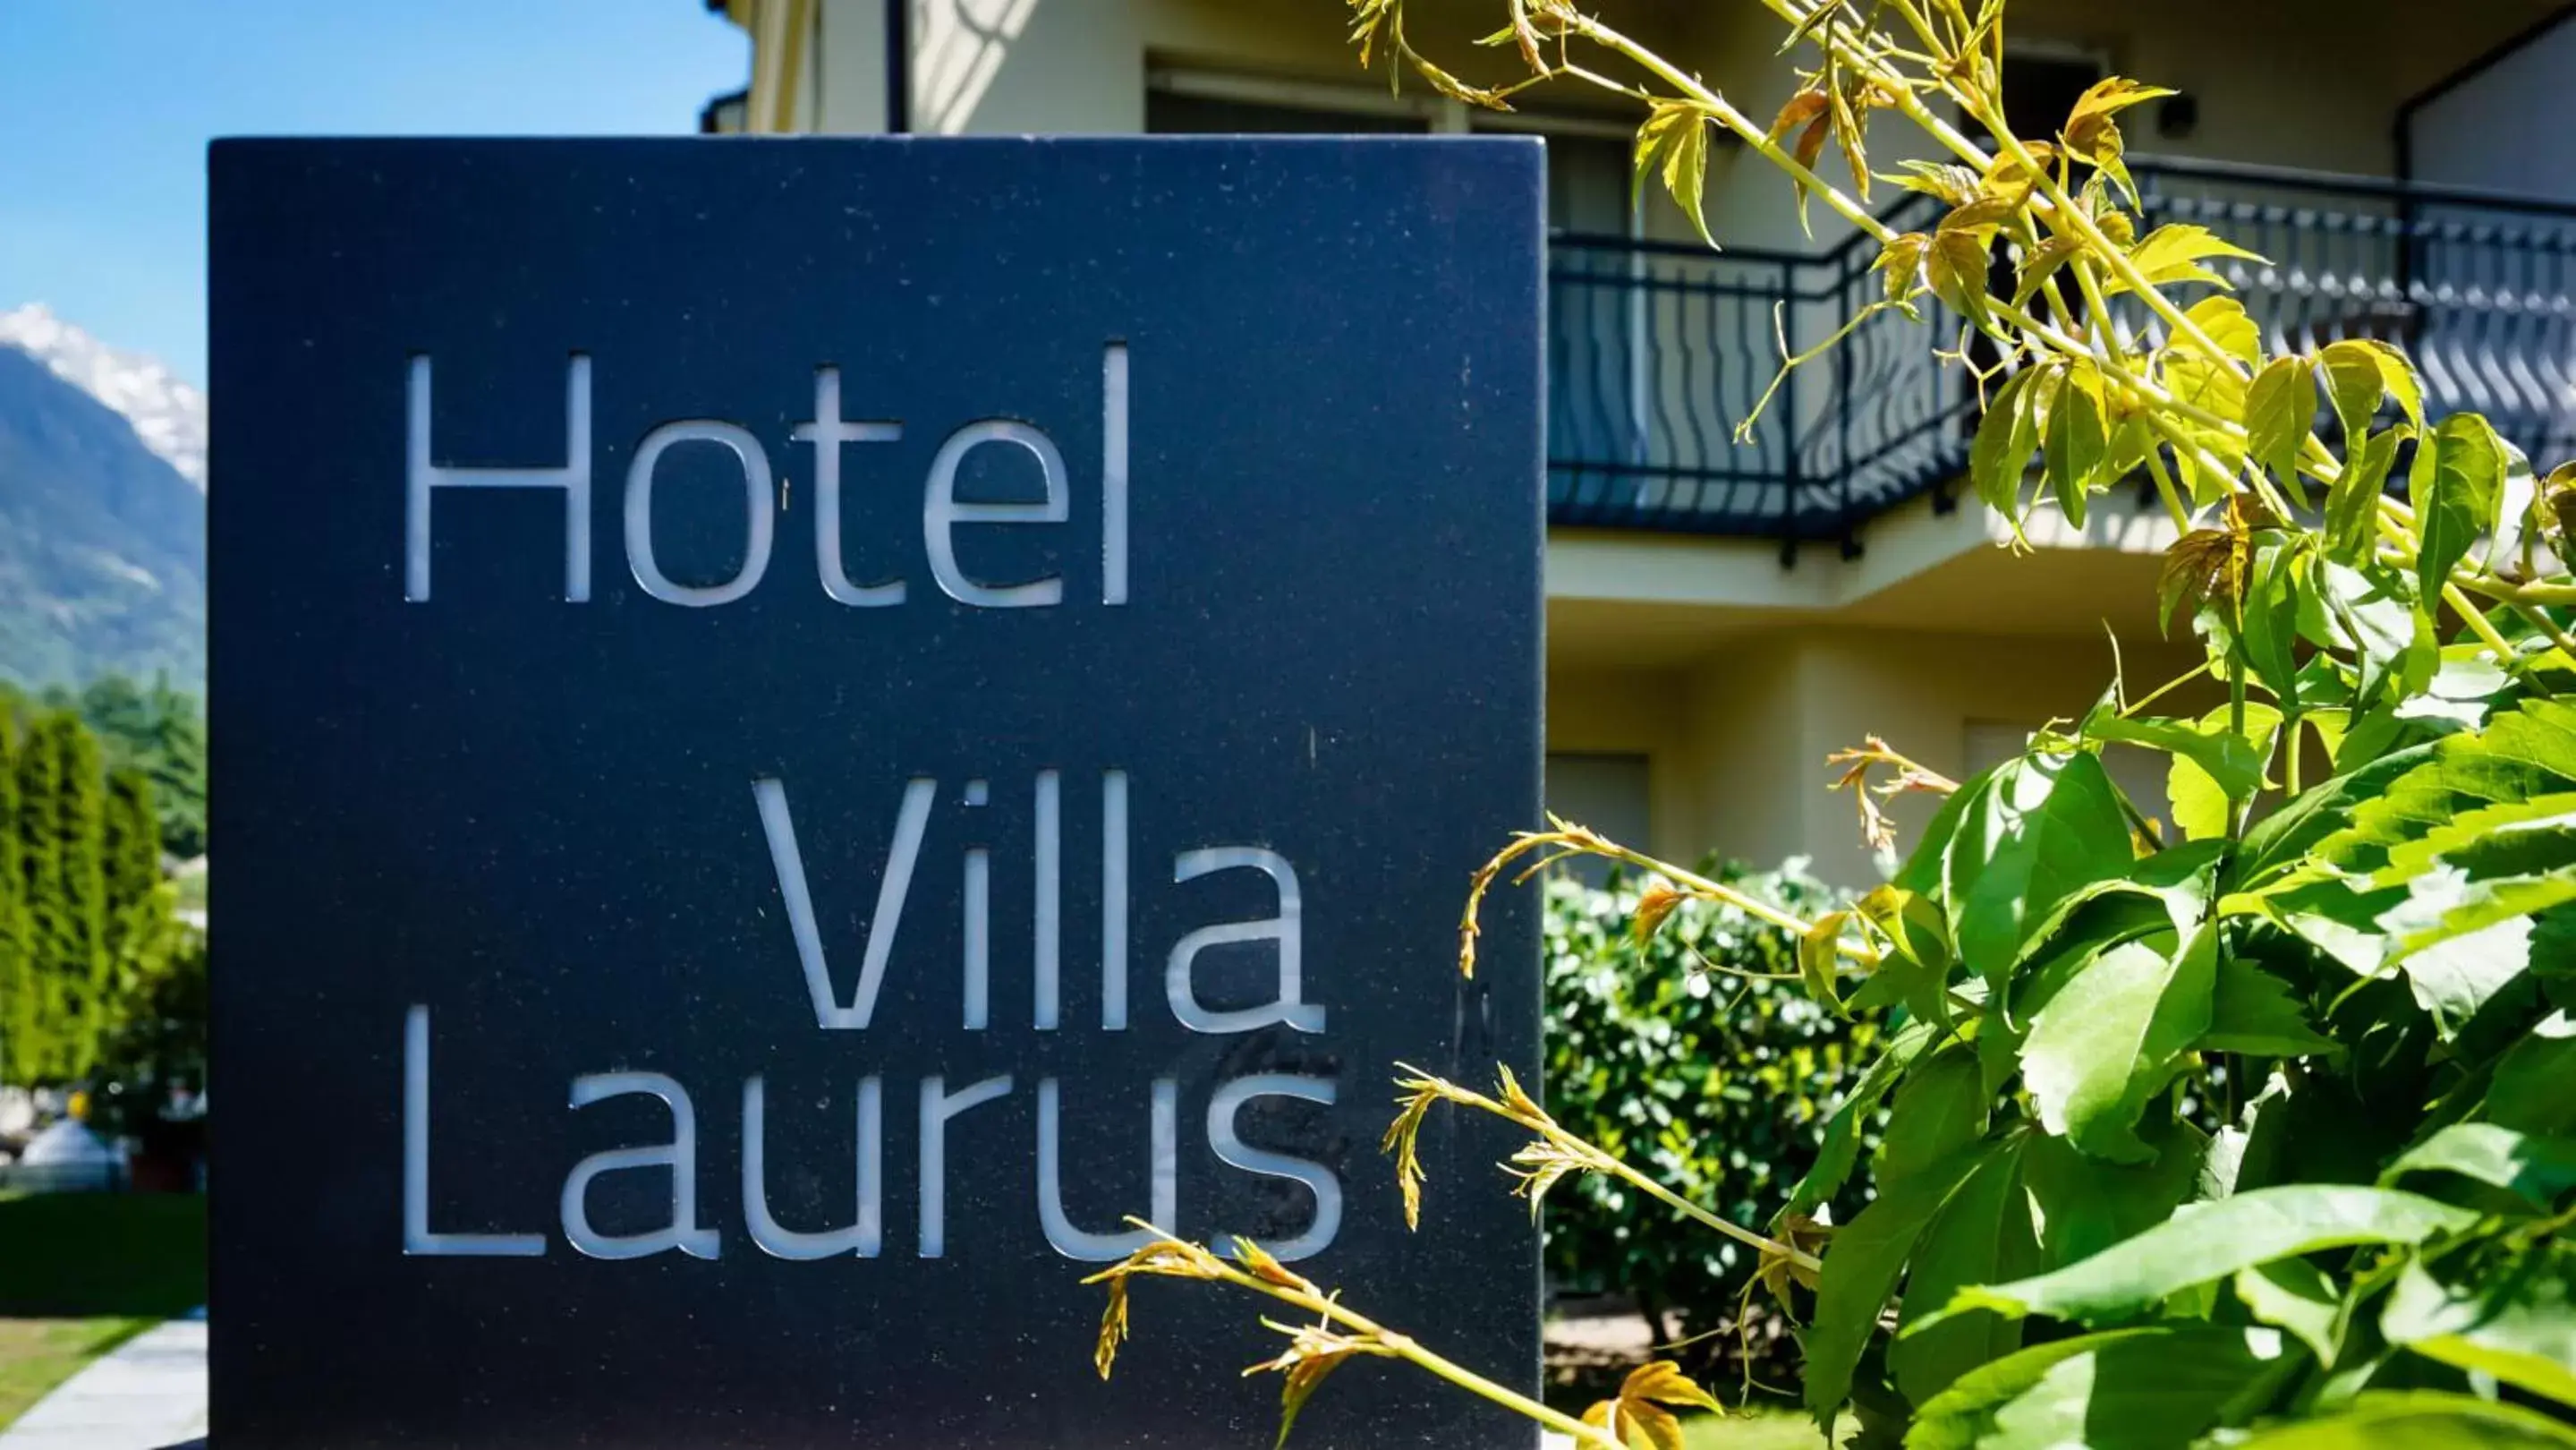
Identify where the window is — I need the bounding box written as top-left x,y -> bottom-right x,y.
1145,89 -> 1430,135
1996,53 -> 2107,149
1543,753 -> 1654,888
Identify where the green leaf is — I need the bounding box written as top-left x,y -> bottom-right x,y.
1807,1141 -> 2000,1422
2492,435 -> 2543,576
1929,228 -> 1995,329
2231,1074 -> 2412,1196
2010,234 -> 2084,309
1904,1326 -> 2291,1450
2491,1014 -> 2576,1138
2085,713 -> 2264,805
2118,224 -> 2266,292
2391,915 -> 2544,1037
1903,1329 -> 2154,1450
2246,354 -> 2318,489
2359,340 -> 2428,435
1850,887 -> 1959,1028
2378,829 -> 2576,968
2419,414 -> 2509,617
2311,704 -> 2576,874
1970,368 -> 2042,521
2243,542 -> 2307,707
2234,1258 -> 2343,1363
2256,874 -> 2404,976
1874,1044 -> 1993,1192
1900,772 -> 1981,897
2011,839 -> 2225,978
2325,427 -> 2403,563
2227,1391 -> 2576,1447
2263,703 -> 2576,976
2045,362 -> 2110,525
2383,1251 -> 2576,1409
2169,751 -> 2235,843
2314,557 -> 2435,711
2383,1123 -> 2576,1208
2320,338 -> 2391,446
2185,295 -> 2262,366
2396,648 -> 2513,734
1858,883 -> 1957,977
1802,910 -> 1851,1017
1783,1018 -> 1941,1219
1917,1185 -> 2481,1328
2019,925 -> 2217,1163
1890,1142 -> 2039,1405
2204,955 -> 2341,1056
1945,752 -> 2136,983
2163,354 -> 2251,507
1634,100 -> 1716,248
2019,1123 -> 2203,1269
2170,701 -> 2283,841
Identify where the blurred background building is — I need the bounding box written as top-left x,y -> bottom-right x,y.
703,0 -> 2576,882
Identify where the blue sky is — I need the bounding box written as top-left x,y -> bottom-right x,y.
0,3 -> 748,386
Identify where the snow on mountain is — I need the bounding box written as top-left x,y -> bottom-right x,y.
0,303 -> 207,490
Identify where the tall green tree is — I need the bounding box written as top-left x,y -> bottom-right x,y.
76,675 -> 205,861
103,766 -> 167,982
18,710 -> 111,1081
103,768 -> 159,910
0,711 -> 29,1088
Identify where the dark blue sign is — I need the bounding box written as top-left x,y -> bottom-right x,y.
209,138 -> 1542,1449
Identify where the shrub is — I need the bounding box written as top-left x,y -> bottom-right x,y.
1543,866 -> 1876,1388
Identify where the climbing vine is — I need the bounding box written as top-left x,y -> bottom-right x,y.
1090,3 -> 2576,1446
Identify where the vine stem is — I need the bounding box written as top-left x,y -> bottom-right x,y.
1495,3 -> 2576,750
2447,582 -> 2527,666
1758,0 -> 2247,379
1121,1239 -> 1628,1450
2514,603 -> 2576,663
1416,1074 -> 1827,1274
1478,826 -> 1821,942
1557,12 -> 1893,247
1591,1134 -> 1825,1272
1620,848 -> 1876,966
1561,7 -> 2281,475
1686,0 -> 2576,630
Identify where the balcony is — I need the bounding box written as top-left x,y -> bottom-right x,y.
1548,157 -> 2576,554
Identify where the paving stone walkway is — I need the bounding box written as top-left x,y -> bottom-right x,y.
0,1310 -> 205,1450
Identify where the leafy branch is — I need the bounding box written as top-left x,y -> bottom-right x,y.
1089,1227 -> 1629,1450
1085,3 -> 2576,1445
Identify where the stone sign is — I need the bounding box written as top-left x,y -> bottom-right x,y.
209,137 -> 1541,1448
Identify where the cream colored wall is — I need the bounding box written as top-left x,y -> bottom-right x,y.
1550,624 -> 2204,888
1671,0 -> 2557,257
872,0 -> 1679,137
767,0 -> 2475,890
793,0 -> 2570,186
1545,667 -> 1696,864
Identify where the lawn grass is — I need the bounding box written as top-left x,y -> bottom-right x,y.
0,1192 -> 206,1429
0,1317 -> 159,1428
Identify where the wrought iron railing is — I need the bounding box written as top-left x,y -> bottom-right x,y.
1547,158 -> 2576,555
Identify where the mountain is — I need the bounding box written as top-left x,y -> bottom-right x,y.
0,314 -> 206,691
0,305 -> 206,489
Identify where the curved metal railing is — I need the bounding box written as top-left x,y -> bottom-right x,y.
1546,158 -> 2576,555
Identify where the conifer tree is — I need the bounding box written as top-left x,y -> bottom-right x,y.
103,767 -> 167,1011
18,711 -> 110,1081
104,768 -> 160,913
0,711 -> 28,1087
